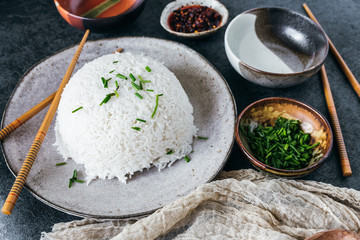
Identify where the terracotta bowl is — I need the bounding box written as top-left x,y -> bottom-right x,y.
160,0 -> 229,38
225,7 -> 329,88
54,0 -> 146,32
235,97 -> 333,178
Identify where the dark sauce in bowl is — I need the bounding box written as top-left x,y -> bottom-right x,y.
168,5 -> 222,33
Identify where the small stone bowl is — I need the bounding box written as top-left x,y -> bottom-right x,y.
235,97 -> 333,178
160,0 -> 229,38
54,0 -> 146,32
225,7 -> 329,88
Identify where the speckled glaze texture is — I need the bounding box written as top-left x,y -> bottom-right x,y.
236,97 -> 333,178
1,37 -> 236,218
225,7 -> 328,88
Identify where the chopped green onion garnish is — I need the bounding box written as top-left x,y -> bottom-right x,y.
138,75 -> 151,84
56,162 -> 67,166
158,93 -> 163,96
131,127 -> 141,131
145,66 -> 151,72
114,90 -> 119,98
136,118 -> 146,123
116,73 -> 127,80
109,70 -> 115,73
73,170 -> 77,179
167,150 -> 174,155
69,169 -> 85,188
73,179 -> 84,183
197,136 -> 208,140
151,94 -> 163,118
184,155 -> 190,162
113,61 -> 118,63
139,81 -> 143,90
243,117 -> 320,170
101,77 -> 112,88
100,93 -> 115,106
72,106 -> 83,113
146,89 -> 154,92
135,92 -> 143,99
129,73 -> 136,81
115,80 -> 119,88
131,82 -> 141,91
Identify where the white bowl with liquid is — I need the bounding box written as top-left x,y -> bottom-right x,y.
225,7 -> 328,88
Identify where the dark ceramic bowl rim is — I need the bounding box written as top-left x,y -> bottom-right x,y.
160,0 -> 229,37
225,7 -> 329,77
235,97 -> 333,174
54,0 -> 145,21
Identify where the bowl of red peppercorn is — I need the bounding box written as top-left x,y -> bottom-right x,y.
160,0 -> 228,38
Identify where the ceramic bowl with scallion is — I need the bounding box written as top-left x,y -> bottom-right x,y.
235,97 -> 333,178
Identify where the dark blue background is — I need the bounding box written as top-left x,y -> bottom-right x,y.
0,0 -> 359,239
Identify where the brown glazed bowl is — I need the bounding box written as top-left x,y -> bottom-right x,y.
225,7 -> 329,88
235,97 -> 333,178
54,0 -> 145,32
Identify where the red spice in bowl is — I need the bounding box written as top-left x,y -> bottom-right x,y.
168,5 -> 222,33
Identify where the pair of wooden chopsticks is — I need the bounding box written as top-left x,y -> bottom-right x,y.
1,30 -> 90,215
303,4 -> 353,177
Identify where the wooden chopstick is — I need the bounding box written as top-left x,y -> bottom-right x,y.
303,3 -> 360,98
1,29 -> 90,215
0,92 -> 56,141
320,65 -> 352,177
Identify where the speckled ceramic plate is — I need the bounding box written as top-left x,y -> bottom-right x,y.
1,37 -> 236,219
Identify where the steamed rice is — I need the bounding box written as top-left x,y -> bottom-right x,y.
54,52 -> 197,183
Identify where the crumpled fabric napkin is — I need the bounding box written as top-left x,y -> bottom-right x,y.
41,169 -> 360,240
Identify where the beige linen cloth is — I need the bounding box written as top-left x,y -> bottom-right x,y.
41,169 -> 360,240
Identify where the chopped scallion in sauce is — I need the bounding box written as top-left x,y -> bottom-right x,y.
241,117 -> 320,170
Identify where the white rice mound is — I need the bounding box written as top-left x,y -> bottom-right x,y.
54,52 -> 197,183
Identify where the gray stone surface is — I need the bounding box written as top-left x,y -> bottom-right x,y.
0,0 -> 359,239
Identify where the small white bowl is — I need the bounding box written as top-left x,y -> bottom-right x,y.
160,0 -> 229,38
